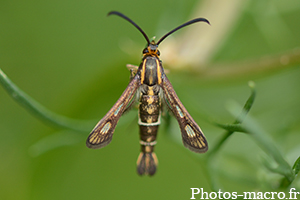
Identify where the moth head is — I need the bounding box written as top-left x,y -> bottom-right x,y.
142,41 -> 160,57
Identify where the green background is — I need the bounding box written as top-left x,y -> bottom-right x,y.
0,0 -> 300,199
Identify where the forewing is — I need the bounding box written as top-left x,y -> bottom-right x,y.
161,75 -> 208,153
86,74 -> 140,149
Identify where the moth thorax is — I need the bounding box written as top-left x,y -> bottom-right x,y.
143,57 -> 159,86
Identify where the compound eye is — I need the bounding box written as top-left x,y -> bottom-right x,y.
143,48 -> 149,54
156,50 -> 160,56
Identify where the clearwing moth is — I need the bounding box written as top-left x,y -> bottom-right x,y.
86,11 -> 209,176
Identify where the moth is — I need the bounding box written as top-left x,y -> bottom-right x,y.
86,11 -> 209,176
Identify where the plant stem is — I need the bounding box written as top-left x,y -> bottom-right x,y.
0,68 -> 92,132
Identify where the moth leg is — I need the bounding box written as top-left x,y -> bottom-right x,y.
126,64 -> 139,80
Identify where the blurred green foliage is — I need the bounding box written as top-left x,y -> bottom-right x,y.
1,0 -> 300,200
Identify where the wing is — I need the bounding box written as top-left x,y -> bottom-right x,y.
161,74 -> 208,153
86,74 -> 141,149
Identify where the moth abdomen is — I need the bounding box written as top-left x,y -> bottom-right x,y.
137,87 -> 161,175
136,152 -> 158,176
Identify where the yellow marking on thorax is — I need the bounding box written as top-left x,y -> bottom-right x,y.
156,59 -> 162,84
140,59 -> 146,84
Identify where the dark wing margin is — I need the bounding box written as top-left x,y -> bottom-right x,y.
86,74 -> 141,149
161,75 -> 208,153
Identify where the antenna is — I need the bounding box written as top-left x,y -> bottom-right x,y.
156,18 -> 210,45
108,11 -> 210,47
108,11 -> 150,45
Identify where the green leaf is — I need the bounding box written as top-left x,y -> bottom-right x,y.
292,156 -> 300,176
226,101 -> 294,182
